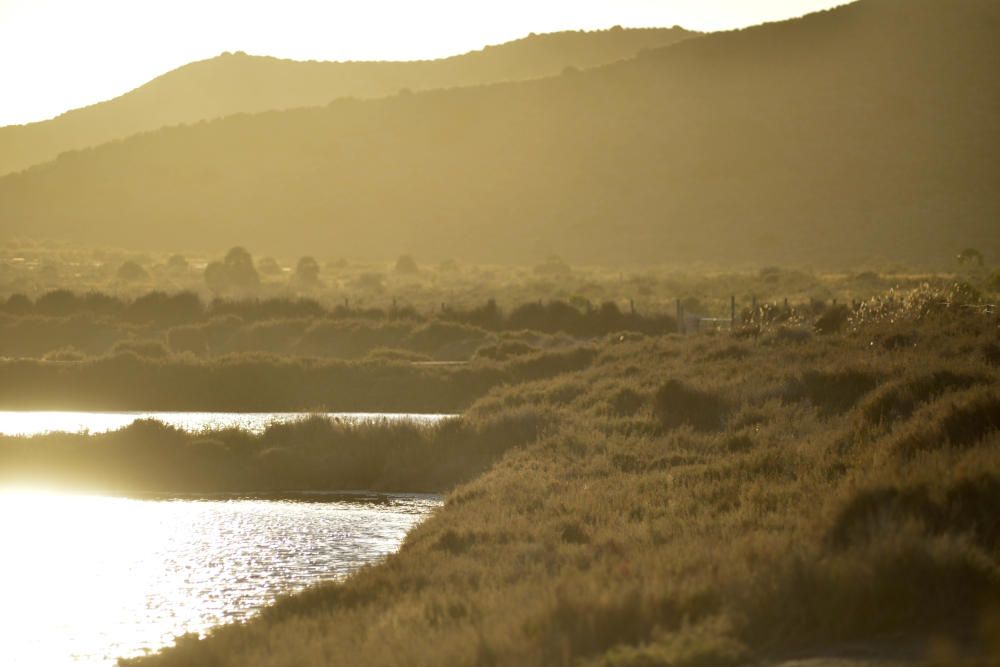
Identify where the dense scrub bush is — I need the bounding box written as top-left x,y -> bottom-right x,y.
859,370 -> 987,426
783,368 -> 881,415
406,321 -> 488,358
814,304 -> 850,334
608,387 -> 646,418
893,390 -> 1000,458
826,474 -> 1000,551
740,535 -> 1000,649
653,379 -> 729,431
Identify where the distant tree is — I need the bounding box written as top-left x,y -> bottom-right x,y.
224,247 -> 260,290
204,262 -> 228,295
292,256 -> 322,288
394,255 -> 419,275
204,247 -> 260,296
957,248 -> 984,267
117,260 -> 150,283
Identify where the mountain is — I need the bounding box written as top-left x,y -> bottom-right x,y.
1,0 -> 997,267
0,28 -> 695,176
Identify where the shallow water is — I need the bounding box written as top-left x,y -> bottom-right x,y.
0,490 -> 440,666
0,410 -> 454,437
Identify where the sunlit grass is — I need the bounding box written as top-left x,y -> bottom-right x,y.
110,308 -> 1000,666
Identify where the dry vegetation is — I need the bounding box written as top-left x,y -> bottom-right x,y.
1,0 -> 996,664
4,278 -> 995,666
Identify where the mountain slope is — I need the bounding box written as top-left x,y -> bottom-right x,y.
0,27 -> 694,176
0,0 -> 997,266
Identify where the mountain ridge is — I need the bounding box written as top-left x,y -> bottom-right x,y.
1,0 -> 997,267
0,27 -> 695,176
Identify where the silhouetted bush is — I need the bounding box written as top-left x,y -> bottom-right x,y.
827,475 -> 1000,552
653,379 -> 728,431
205,247 -> 260,296
894,390 -> 1000,457
814,305 -> 849,334
292,256 -> 322,287
784,368 -> 881,415
860,370 -> 986,426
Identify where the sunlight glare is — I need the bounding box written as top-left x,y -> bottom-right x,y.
0,489 -> 439,665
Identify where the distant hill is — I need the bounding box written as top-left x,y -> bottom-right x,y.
0,27 -> 695,176
1,0 -> 997,267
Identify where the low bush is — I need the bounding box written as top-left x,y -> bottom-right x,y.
653,379 -> 729,431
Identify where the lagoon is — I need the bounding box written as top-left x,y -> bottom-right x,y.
0,490 -> 440,666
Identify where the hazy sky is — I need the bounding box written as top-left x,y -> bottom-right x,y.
0,0 -> 851,127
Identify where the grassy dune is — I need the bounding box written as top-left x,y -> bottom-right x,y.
101,303 -> 1000,665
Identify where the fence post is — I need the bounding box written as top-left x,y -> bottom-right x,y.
731,295 -> 736,329
630,299 -> 635,315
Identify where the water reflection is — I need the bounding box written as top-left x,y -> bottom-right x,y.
0,490 -> 440,666
0,411 -> 454,437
